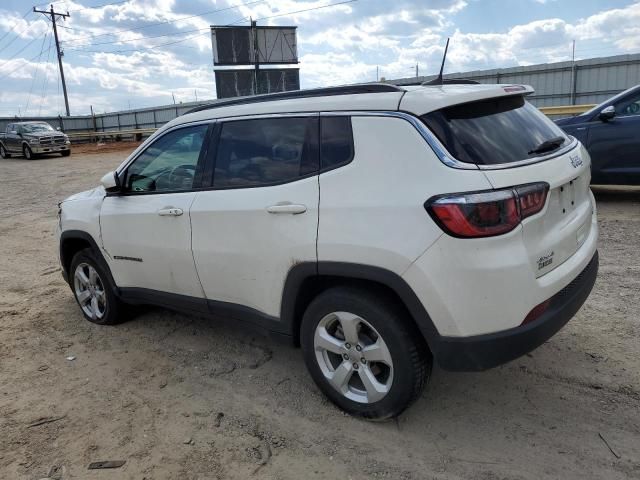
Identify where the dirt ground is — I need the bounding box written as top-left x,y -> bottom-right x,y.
1,143 -> 639,480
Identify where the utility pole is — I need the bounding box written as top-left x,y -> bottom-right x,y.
251,19 -> 259,95
34,5 -> 70,116
416,63 -> 419,79
571,40 -> 577,105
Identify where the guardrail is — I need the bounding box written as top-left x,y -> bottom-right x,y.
66,128 -> 157,142
539,104 -> 596,116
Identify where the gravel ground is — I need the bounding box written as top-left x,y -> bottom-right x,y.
1,144 -> 639,480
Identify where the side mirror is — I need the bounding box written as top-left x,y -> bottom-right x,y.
56,127 -> 61,131
599,105 -> 615,122
100,171 -> 121,193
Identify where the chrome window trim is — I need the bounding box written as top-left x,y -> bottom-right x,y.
320,110 -> 478,170
323,110 -> 579,171
121,109 -> 579,176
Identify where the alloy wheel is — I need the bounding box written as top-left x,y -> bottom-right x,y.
313,311 -> 394,404
73,263 -> 107,320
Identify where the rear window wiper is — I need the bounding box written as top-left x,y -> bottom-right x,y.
528,136 -> 566,155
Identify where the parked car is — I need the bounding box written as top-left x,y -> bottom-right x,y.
555,84 -> 640,185
0,121 -> 71,159
56,83 -> 598,419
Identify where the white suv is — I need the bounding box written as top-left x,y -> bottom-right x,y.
57,83 -> 599,419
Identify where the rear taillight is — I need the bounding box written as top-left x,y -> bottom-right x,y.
426,182 -> 549,238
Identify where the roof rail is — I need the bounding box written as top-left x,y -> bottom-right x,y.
185,83 -> 405,115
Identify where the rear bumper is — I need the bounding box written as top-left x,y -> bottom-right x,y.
434,250 -> 599,371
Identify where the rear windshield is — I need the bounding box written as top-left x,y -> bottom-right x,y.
420,95 -> 569,165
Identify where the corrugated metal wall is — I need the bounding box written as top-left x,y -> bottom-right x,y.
390,53 -> 640,107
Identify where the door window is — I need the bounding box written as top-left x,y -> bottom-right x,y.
615,92 -> 640,117
124,124 -> 208,193
320,116 -> 354,170
213,117 -> 319,188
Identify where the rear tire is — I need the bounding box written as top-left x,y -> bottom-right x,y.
0,144 -> 10,158
23,144 -> 35,160
69,248 -> 125,325
300,286 -> 432,420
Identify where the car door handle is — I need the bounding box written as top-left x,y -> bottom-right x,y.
157,207 -> 183,216
266,203 -> 307,215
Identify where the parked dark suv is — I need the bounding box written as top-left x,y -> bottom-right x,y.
555,85 -> 640,185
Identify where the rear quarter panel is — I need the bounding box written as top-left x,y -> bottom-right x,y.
317,114 -> 493,274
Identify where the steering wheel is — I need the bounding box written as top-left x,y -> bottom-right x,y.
167,164 -> 196,189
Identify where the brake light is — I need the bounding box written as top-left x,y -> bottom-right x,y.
426,183 -> 549,238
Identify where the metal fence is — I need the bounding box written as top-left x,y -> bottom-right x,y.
0,100 -> 209,137
389,53 -> 640,107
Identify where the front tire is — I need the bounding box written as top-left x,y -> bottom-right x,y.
61,149 -> 70,157
301,286 -> 432,420
0,144 -> 10,158
70,248 -> 125,325
23,144 -> 35,160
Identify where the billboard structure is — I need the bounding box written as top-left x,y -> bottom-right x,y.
211,23 -> 300,98
215,68 -> 300,98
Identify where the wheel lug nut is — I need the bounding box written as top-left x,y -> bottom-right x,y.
361,357 -> 366,364
355,345 -> 362,351
345,343 -> 351,349
343,353 -> 349,360
352,362 -> 359,369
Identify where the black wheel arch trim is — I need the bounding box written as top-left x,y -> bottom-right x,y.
59,230 -> 117,290
280,261 -> 442,348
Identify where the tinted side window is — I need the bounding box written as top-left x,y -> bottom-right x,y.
213,117 -> 318,188
321,116 -> 354,170
124,124 -> 208,193
615,92 -> 640,117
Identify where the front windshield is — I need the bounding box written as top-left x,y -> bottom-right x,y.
21,123 -> 55,133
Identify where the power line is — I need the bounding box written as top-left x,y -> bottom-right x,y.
25,33 -> 50,115
70,31 -> 210,54
0,9 -> 32,47
68,0 -> 130,13
38,35 -> 55,116
64,0 -> 358,54
65,26 -> 209,49
0,34 -> 45,69
0,42 -> 56,82
63,0 -> 265,45
253,0 -> 357,22
0,13 -> 38,55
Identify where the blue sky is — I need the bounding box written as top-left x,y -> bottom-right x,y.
0,0 -> 638,116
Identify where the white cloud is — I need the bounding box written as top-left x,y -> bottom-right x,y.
1,0 -> 639,116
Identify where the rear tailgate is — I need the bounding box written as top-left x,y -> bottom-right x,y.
482,143 -> 594,277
